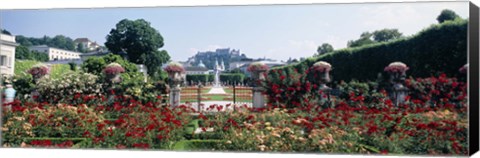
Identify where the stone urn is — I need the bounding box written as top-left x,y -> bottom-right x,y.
312,61 -> 332,90
168,71 -> 184,88
28,64 -> 50,84
247,62 -> 269,108
164,62 -> 186,107
384,62 -> 409,106
106,73 -> 122,84
103,63 -> 125,84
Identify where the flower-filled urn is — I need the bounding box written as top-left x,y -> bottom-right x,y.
384,61 -> 409,83
103,62 -> 125,83
28,63 -> 50,83
247,62 -> 269,86
384,61 -> 409,106
311,61 -> 332,88
164,62 -> 185,88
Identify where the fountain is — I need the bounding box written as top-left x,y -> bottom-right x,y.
208,58 -> 227,94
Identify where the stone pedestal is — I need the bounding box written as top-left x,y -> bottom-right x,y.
252,87 -> 265,108
392,83 -> 408,106
170,87 -> 181,108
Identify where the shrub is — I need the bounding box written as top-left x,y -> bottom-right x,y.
220,73 -> 245,84
269,19 -> 467,83
1,103 -> 103,146
35,72 -> 102,103
186,74 -> 211,84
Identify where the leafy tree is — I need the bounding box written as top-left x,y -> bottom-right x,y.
143,50 -> 171,77
81,53 -> 139,76
15,45 -> 48,62
316,43 -> 334,55
77,43 -> 86,53
50,35 -> 76,51
372,29 -> 403,42
105,19 -> 164,64
437,9 -> 459,23
347,32 -> 375,47
15,35 -> 77,51
1,29 -> 11,35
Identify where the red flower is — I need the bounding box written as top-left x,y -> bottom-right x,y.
380,149 -> 388,155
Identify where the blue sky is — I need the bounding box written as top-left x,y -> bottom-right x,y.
0,2 -> 469,61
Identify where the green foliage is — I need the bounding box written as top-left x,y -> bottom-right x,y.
437,9 -> 460,23
81,53 -> 138,76
68,62 -> 77,71
49,64 -> 72,79
142,50 -> 171,77
372,29 -> 403,42
186,74 -> 211,84
35,72 -> 102,103
316,43 -> 334,55
14,60 -> 39,75
15,35 -> 76,51
273,19 -> 467,82
76,43 -> 86,53
15,46 -> 49,62
347,32 -> 376,48
105,19 -> 165,64
1,29 -> 11,35
220,73 -> 245,84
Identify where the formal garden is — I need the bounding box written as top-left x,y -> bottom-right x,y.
0,14 -> 470,156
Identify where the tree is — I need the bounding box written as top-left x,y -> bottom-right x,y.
372,29 -> 403,42
15,45 -> 48,61
77,43 -> 86,53
105,19 -> 165,64
316,43 -> 334,55
1,29 -> 11,35
81,53 -> 138,76
142,50 -> 171,77
50,35 -> 76,51
347,32 -> 375,47
437,9 -> 459,23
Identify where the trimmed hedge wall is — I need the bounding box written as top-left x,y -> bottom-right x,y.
186,74 -> 212,84
270,19 -> 467,82
220,73 -> 245,84
264,19 -> 467,107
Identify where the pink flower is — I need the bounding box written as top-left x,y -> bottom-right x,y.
247,62 -> 269,72
384,62 -> 409,73
103,63 -> 125,75
164,62 -> 185,73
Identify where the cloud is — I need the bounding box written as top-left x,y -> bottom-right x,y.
357,2 -> 468,35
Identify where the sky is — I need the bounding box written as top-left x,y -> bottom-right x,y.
0,1 -> 469,62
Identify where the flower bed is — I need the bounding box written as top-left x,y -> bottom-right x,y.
0,75 -> 468,155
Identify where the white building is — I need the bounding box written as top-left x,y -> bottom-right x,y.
28,45 -> 81,61
0,33 -> 19,76
74,38 -> 100,51
184,60 -> 210,75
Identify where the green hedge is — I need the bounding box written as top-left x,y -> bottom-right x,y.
220,73 -> 245,84
186,74 -> 212,84
14,60 -> 72,79
271,19 -> 467,82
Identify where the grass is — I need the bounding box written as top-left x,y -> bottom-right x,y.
173,140 -> 223,151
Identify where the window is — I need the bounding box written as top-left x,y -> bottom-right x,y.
0,55 -> 6,66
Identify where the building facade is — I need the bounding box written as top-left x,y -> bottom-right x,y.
74,38 -> 101,52
0,33 -> 19,76
28,45 -> 81,61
